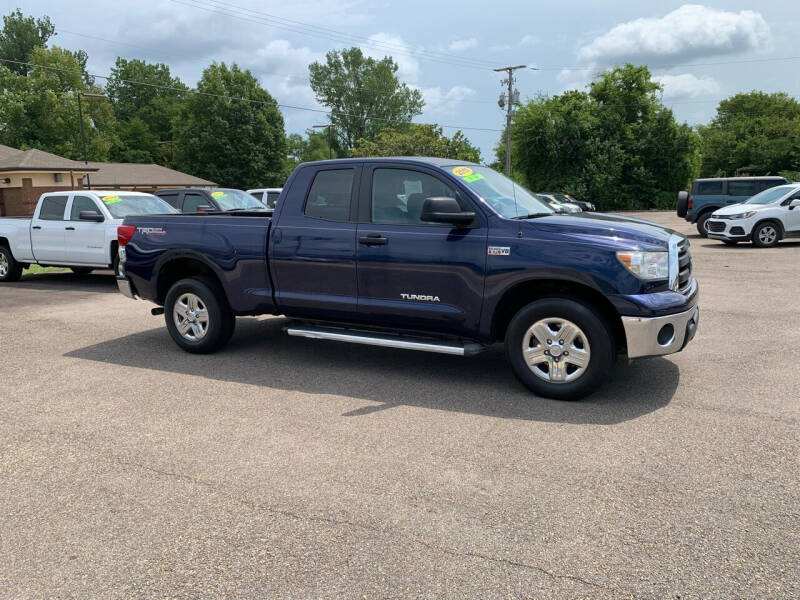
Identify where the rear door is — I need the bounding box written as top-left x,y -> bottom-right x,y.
726,179 -> 758,203
30,195 -> 68,262
182,192 -> 213,213
65,194 -> 108,265
355,164 -> 488,337
269,165 -> 360,320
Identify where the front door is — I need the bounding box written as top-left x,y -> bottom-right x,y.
356,165 -> 488,338
270,165 -> 361,321
30,195 -> 68,263
65,194 -> 108,265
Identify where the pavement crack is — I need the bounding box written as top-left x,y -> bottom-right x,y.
112,458 -> 610,592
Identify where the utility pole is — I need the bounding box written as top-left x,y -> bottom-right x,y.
494,65 -> 527,176
76,92 -> 108,189
312,124 -> 333,159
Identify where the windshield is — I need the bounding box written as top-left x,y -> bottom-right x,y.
744,185 -> 798,205
446,166 -> 554,218
210,189 -> 268,211
98,193 -> 178,218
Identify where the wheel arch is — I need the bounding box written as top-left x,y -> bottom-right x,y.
154,251 -> 229,306
753,217 -> 784,238
490,278 -> 625,351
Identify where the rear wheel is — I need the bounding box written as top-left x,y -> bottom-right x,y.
164,277 -> 235,353
505,298 -> 615,401
752,221 -> 780,248
0,244 -> 23,282
696,212 -> 712,237
70,267 -> 94,275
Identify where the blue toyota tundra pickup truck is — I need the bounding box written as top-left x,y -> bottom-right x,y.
115,158 -> 699,400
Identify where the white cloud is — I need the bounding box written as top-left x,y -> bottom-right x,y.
653,73 -> 720,100
416,85 -> 476,113
576,4 -> 770,67
520,34 -> 537,47
448,38 -> 477,51
489,44 -> 511,53
362,32 -> 419,82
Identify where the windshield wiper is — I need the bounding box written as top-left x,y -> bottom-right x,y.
512,212 -> 553,220
226,207 -> 267,212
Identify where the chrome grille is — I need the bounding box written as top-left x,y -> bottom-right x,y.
677,238 -> 692,294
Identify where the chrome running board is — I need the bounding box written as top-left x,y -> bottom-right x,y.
284,324 -> 485,356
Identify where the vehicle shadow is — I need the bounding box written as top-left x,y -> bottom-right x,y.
8,271 -> 118,293
65,317 -> 679,425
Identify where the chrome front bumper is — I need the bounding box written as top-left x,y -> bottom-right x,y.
622,305 -> 699,359
116,276 -> 136,299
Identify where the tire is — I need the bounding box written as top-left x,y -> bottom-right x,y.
0,244 -> 23,282
70,267 -> 94,275
505,298 -> 615,401
164,277 -> 235,354
722,240 -> 738,246
752,221 -> 780,248
696,212 -> 712,237
676,191 -> 688,218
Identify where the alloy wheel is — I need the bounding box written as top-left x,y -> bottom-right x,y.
173,293 -> 210,341
522,318 -> 591,383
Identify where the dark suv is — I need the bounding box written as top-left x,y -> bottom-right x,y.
677,176 -> 787,236
154,188 -> 269,213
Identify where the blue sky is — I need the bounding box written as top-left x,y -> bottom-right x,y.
14,0 -> 800,160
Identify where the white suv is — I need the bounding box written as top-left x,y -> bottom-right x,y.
706,183 -> 800,247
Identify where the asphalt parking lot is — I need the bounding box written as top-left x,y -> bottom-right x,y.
1,211 -> 798,599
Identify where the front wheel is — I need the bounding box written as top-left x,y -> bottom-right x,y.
164,277 -> 236,353
696,212 -> 711,237
0,244 -> 23,282
752,222 -> 780,248
505,298 -> 615,401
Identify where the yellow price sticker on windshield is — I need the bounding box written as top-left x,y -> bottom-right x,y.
102,195 -> 122,204
452,166 -> 473,177
211,191 -> 227,199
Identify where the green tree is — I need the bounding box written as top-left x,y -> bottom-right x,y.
507,64 -> 699,210
0,45 -> 115,160
0,9 -> 54,75
111,118 -> 159,163
173,62 -> 286,188
106,57 -> 187,163
282,128 -> 339,177
351,123 -> 481,162
698,92 -> 800,177
309,47 -> 424,150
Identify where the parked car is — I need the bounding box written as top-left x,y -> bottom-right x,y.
115,158 -> 699,401
706,183 -> 800,247
0,190 -> 176,282
535,193 -> 581,213
154,188 -> 270,213
542,192 -> 595,212
677,176 -> 787,237
246,187 -> 283,209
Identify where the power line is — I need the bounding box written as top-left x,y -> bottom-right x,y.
170,0 -> 497,71
0,57 -> 504,133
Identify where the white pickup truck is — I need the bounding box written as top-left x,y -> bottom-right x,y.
0,190 -> 176,282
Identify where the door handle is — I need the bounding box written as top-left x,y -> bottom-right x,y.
359,233 -> 388,246
32,226 -> 41,230
65,227 -> 75,231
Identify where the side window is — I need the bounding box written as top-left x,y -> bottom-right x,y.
249,191 -> 264,201
266,191 -> 280,208
70,196 -> 101,220
38,196 -> 68,220
304,169 -> 353,222
760,180 -> 780,192
183,193 -> 211,213
157,193 -> 181,208
695,181 -> 723,195
728,180 -> 757,196
371,168 -> 457,225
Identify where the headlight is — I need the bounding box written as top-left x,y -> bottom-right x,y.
729,211 -> 757,219
616,251 -> 669,280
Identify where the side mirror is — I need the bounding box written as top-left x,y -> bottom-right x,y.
789,198 -> 800,209
420,197 -> 475,225
79,211 -> 104,222
195,205 -> 215,213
